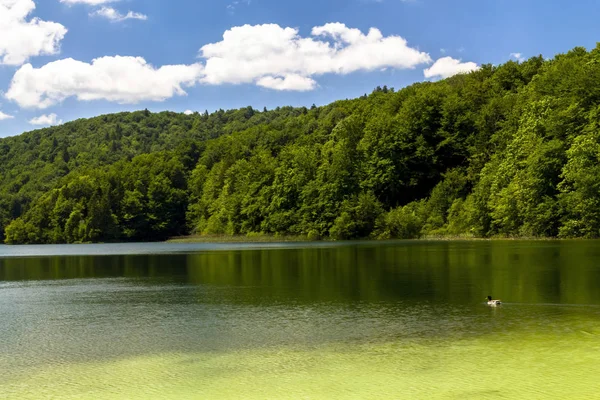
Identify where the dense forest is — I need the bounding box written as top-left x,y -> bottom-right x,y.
2,45 -> 600,244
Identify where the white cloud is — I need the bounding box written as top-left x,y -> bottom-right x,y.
5,22 -> 434,108
227,0 -> 251,13
90,6 -> 147,22
0,0 -> 67,65
510,52 -> 525,62
60,0 -> 119,4
199,23 -> 432,90
0,111 -> 14,120
29,113 -> 62,126
423,56 -> 479,79
6,56 -> 204,109
183,109 -> 194,115
256,74 -> 317,91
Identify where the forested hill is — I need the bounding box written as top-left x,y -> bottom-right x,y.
2,45 -> 600,244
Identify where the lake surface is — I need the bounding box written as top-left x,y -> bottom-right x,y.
1,240 -> 599,399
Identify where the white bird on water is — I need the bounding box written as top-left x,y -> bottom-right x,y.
487,295 -> 502,306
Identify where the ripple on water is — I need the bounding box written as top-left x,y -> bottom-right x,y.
2,332 -> 600,400
2,241 -> 600,398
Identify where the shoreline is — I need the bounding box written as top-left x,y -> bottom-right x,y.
167,234 -> 312,244
166,234 -> 569,244
0,235 -> 582,247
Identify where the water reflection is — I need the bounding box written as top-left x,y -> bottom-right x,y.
2,241 -> 600,399
1,241 -> 600,305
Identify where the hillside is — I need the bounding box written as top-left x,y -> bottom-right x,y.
2,45 -> 600,244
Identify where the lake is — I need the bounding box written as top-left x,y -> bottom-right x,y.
1,240 -> 599,399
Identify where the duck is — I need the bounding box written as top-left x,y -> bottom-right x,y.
487,296 -> 502,306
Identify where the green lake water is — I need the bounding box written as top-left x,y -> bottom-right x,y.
1,240 -> 599,399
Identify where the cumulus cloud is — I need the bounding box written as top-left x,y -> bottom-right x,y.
0,111 -> 14,120
0,0 -> 68,65
423,56 -> 479,79
510,52 -> 525,62
256,74 -> 317,91
6,56 -> 204,109
199,23 -> 432,90
5,23 -> 434,108
60,0 -> 119,4
183,109 -> 194,115
90,6 -> 147,22
29,113 -> 62,126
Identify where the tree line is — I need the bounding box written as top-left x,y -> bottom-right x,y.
2,44 -> 600,243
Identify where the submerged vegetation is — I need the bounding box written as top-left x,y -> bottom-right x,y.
3,45 -> 600,243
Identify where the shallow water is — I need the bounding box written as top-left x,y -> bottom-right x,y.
1,240 -> 599,399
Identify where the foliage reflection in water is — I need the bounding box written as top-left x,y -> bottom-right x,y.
1,241 -> 599,399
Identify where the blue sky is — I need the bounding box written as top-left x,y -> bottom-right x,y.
1,0 -> 599,137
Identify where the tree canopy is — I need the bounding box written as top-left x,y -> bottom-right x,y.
3,45 -> 600,243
